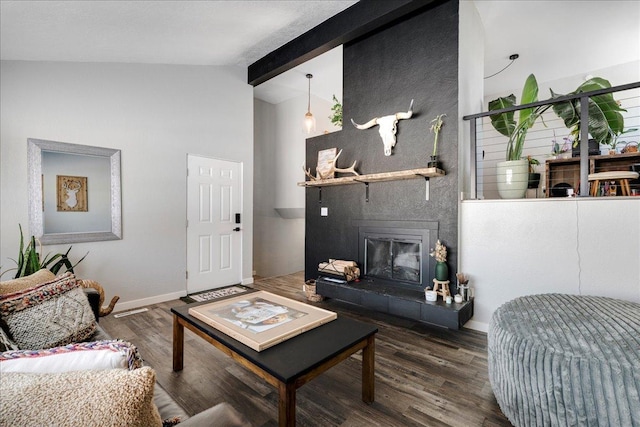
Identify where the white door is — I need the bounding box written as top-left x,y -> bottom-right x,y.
187,155 -> 242,294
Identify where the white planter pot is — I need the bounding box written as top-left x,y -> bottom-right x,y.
496,159 -> 529,199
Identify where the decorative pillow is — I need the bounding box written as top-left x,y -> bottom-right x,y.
0,339 -> 143,373
0,327 -> 18,352
0,272 -> 96,349
0,366 -> 163,427
0,269 -> 55,295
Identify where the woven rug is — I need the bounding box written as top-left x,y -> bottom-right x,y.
184,285 -> 249,303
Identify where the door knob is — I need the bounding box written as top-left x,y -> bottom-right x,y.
233,227 -> 241,232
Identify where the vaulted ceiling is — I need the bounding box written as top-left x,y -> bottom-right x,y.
1,1 -> 638,103
0,1 -> 357,67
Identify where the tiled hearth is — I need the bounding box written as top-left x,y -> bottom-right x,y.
315,220 -> 473,330
316,276 -> 474,330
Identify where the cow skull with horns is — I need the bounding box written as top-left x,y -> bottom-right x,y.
350,99 -> 414,156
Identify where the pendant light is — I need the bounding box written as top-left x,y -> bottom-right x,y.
303,73 -> 316,134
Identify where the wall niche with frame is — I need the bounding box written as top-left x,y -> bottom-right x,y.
28,138 -> 122,244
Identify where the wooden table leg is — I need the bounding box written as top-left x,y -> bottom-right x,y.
621,179 -> 630,196
173,315 -> 184,371
362,334 -> 375,404
591,179 -> 600,196
278,381 -> 296,427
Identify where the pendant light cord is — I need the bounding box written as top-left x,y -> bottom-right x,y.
306,74 -> 312,113
484,54 -> 519,79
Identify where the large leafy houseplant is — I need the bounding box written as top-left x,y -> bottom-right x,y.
550,77 -> 627,149
488,74 -> 551,198
488,74 -> 550,161
1,225 -> 88,279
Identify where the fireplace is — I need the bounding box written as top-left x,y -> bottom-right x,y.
356,220 -> 439,292
315,220 -> 472,330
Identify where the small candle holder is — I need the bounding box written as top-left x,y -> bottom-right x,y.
427,155 -> 440,169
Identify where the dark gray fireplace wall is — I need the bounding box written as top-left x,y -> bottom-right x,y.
305,0 -> 459,287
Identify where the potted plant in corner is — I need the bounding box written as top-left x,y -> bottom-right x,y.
0,225 -> 88,279
489,74 -> 551,199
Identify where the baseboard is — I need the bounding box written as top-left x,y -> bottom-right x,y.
241,276 -> 254,285
110,291 -> 186,314
464,319 -> 488,333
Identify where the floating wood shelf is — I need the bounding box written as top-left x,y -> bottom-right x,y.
297,167 -> 445,187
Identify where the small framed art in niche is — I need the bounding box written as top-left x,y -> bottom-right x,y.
28,138 -> 121,244
56,175 -> 88,212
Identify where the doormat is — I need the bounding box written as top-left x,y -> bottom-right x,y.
183,285 -> 250,304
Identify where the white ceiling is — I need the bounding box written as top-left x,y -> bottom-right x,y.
0,0 -> 357,67
1,1 -> 638,104
253,45 -> 344,105
474,0 -> 640,96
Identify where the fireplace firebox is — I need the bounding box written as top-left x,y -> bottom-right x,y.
366,237 -> 421,284
357,220 -> 438,291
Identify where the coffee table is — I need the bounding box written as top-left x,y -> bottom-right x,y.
171,297 -> 378,427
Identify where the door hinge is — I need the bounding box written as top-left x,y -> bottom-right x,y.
186,271 -> 188,280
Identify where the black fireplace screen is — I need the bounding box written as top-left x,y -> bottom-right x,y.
365,237 -> 422,284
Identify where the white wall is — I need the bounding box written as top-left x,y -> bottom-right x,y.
0,61 -> 254,310
485,60 -> 640,101
253,94 -> 333,278
460,198 -> 640,331
458,0 -> 485,199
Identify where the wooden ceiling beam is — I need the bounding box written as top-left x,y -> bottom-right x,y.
247,0 -> 446,86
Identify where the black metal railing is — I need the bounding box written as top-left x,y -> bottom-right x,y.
463,81 -> 640,199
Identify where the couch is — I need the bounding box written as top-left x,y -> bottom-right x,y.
0,269 -> 250,427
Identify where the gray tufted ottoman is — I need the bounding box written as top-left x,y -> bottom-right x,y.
488,294 -> 640,426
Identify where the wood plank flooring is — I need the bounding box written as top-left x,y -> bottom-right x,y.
100,272 -> 511,427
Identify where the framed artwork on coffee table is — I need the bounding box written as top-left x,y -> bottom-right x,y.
188,291 -> 337,351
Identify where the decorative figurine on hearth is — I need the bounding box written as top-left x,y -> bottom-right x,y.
428,113 -> 446,169
430,239 -> 448,281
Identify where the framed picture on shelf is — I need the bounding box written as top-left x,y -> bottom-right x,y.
317,148 -> 337,179
188,291 -> 337,351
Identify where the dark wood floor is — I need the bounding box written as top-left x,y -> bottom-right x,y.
100,272 -> 511,427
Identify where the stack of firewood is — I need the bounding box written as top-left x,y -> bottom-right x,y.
318,259 -> 360,281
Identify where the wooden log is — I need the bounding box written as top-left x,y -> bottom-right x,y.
328,259 -> 357,268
